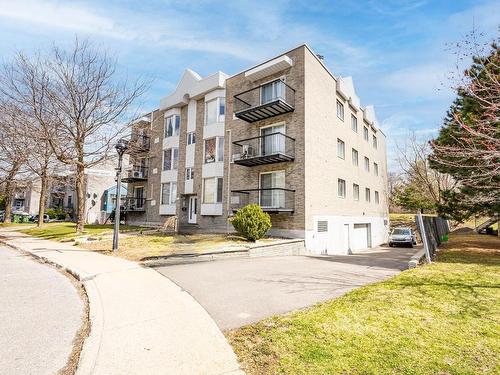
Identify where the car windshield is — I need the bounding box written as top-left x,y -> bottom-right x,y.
392,229 -> 410,235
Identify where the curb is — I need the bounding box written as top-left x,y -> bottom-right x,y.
408,249 -> 426,269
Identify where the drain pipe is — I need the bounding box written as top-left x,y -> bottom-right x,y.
226,129 -> 232,233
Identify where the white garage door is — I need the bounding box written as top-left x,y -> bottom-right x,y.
352,224 -> 370,250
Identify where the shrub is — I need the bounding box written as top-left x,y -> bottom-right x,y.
231,204 -> 272,241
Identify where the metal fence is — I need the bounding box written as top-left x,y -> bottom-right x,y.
415,214 -> 450,261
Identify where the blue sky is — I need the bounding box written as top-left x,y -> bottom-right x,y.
0,0 -> 498,169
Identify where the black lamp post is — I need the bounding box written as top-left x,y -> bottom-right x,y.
113,138 -> 129,252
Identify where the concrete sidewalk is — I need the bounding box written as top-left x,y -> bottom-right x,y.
0,228 -> 243,375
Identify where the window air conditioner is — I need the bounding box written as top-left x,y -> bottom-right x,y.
133,170 -> 143,178
242,144 -> 254,158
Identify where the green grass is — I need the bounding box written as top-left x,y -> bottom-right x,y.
228,233 -> 500,374
20,222 -> 142,241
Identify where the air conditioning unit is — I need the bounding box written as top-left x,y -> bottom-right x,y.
133,170 -> 144,178
242,144 -> 254,158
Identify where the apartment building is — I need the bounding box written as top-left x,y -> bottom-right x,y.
125,44 -> 389,254
124,69 -> 230,231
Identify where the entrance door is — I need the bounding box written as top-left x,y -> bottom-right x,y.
352,224 -> 370,250
134,187 -> 144,209
188,196 -> 197,224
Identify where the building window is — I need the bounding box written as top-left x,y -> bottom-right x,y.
351,115 -> 358,132
338,179 -> 346,198
337,139 -> 345,159
363,126 -> 369,141
375,191 -> 380,204
185,167 -> 194,180
364,157 -> 370,172
374,163 -> 379,176
261,80 -> 284,104
353,184 -> 360,201
187,132 -> 196,145
204,137 -> 224,163
205,97 -> 225,125
352,148 -> 358,166
336,100 -> 344,121
373,135 -> 378,149
161,182 -> 177,205
365,188 -> 371,202
203,177 -> 223,203
163,148 -> 179,171
260,171 -> 285,208
164,115 -> 180,138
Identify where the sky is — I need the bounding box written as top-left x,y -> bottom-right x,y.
0,0 -> 498,170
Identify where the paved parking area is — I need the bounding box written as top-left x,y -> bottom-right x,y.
155,245 -> 419,330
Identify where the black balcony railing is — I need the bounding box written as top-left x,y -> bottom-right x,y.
230,188 -> 295,213
122,166 -> 148,182
232,132 -> 295,166
234,79 -> 295,123
127,133 -> 150,152
124,197 -> 146,211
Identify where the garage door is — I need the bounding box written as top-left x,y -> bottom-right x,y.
352,224 -> 370,250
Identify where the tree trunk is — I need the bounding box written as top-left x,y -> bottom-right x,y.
3,180 -> 14,224
37,174 -> 49,228
75,164 -> 86,233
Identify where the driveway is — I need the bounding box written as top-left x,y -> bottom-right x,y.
0,245 -> 84,375
156,245 -> 419,330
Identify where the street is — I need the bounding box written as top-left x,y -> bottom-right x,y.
0,246 -> 84,375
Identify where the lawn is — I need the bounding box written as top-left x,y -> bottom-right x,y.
228,233 -> 500,374
81,232 -> 266,261
20,222 -> 142,241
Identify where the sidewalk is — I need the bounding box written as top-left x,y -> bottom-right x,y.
0,228 -> 243,375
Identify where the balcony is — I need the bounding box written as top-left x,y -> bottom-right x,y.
127,133 -> 150,153
124,197 -> 146,212
232,133 -> 295,166
230,188 -> 295,213
233,79 -> 295,123
122,166 -> 148,183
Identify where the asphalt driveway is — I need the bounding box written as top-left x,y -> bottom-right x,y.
155,245 -> 419,330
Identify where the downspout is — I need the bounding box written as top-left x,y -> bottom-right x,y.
226,129 -> 231,233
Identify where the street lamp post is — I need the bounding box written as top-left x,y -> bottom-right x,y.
113,138 -> 129,252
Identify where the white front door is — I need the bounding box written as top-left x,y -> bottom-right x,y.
342,224 -> 350,254
188,196 -> 197,224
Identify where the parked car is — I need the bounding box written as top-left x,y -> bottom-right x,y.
29,214 -> 51,223
388,227 -> 417,247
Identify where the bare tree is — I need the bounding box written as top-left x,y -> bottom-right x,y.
396,133 -> 456,210
0,38 -> 148,232
0,106 -> 27,223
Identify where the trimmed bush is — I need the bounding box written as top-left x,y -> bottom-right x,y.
231,204 -> 272,241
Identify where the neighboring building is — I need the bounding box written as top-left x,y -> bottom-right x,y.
126,44 -> 389,254
10,158 -> 124,224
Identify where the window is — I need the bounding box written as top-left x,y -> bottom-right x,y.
352,148 -> 358,166
185,167 -> 194,180
163,148 -> 179,171
161,182 -> 177,205
337,139 -> 345,159
205,97 -> 225,125
372,135 -> 378,149
203,177 -> 223,203
351,115 -> 358,132
204,137 -> 224,163
375,191 -> 380,204
365,188 -> 371,202
353,184 -> 360,201
338,179 -> 346,198
336,100 -> 344,121
261,80 -> 284,104
363,126 -> 369,141
364,157 -> 370,172
187,132 -> 196,145
164,115 -> 180,138
374,163 -> 379,176
260,171 -> 285,208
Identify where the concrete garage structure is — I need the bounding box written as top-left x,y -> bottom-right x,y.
126,44 -> 389,254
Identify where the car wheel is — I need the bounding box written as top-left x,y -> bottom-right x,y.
388,243 -> 393,247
